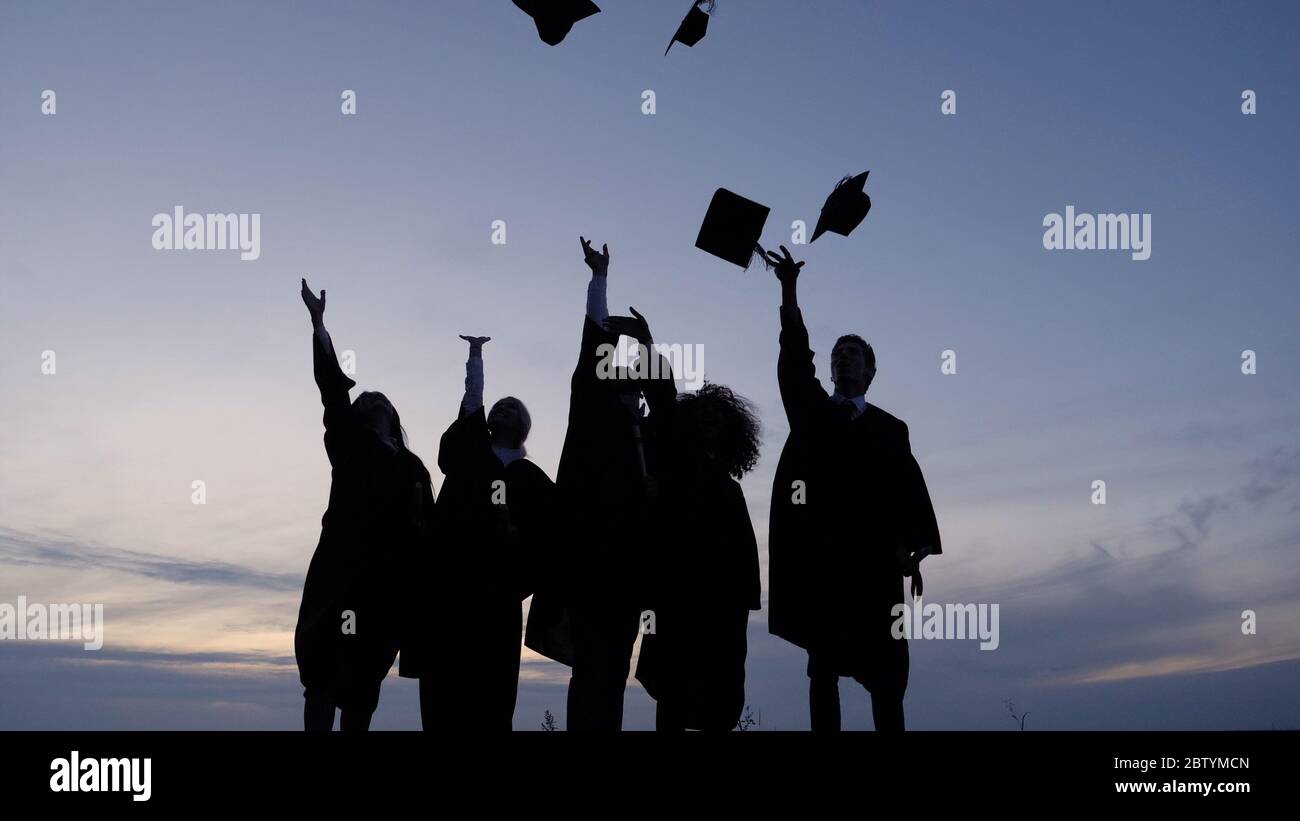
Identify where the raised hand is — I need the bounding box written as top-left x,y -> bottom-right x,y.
603,306 -> 652,344
301,278 -> 326,326
459,334 -> 491,355
580,236 -> 610,277
764,245 -> 804,286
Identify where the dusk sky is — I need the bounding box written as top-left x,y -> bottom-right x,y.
2,0 -> 1298,729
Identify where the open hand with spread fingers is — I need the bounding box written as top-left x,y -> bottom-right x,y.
764,245 -> 805,285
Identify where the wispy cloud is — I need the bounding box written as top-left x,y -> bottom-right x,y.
1084,444 -> 1300,559
0,528 -> 301,592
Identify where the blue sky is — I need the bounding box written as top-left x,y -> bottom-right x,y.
1,0 -> 1298,729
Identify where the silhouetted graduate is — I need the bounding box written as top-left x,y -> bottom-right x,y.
294,279 -> 436,732
763,246 -> 941,732
525,237 -> 675,731
402,336 -> 554,731
633,381 -> 762,731
514,0 -> 600,46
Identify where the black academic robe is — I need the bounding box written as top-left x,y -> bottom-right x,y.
400,406 -> 554,725
635,448 -> 762,731
295,330 -> 436,703
524,317 -> 675,665
767,307 -> 941,684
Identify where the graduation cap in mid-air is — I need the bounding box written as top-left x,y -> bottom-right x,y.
811,171 -> 871,242
513,0 -> 601,46
695,188 -> 770,269
665,0 -> 715,56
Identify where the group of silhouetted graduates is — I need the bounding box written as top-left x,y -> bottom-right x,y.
293,238 -> 941,732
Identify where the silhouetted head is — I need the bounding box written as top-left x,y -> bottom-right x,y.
352,391 -> 407,450
488,396 -> 531,450
831,334 -> 876,398
675,382 -> 761,479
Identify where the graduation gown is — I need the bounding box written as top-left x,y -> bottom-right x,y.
408,407 -> 556,670
294,330 -> 436,702
635,449 -> 761,731
400,405 -> 554,725
767,307 -> 941,686
524,317 -> 675,665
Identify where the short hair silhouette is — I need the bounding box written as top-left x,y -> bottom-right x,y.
832,334 -> 876,392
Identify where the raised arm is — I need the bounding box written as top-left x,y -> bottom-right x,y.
457,335 -> 491,418
582,235 -> 609,325
438,335 -> 495,477
767,244 -> 803,313
302,278 -> 357,464
765,246 -> 828,429
569,237 -> 620,409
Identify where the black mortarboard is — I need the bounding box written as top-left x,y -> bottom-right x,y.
665,0 -> 714,56
514,0 -> 601,46
811,171 -> 871,242
695,188 -> 770,269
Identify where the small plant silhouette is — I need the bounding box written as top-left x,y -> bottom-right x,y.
1004,698 -> 1030,730
541,709 -> 558,732
736,705 -> 760,731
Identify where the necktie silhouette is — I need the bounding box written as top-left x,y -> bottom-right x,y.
832,395 -> 860,420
